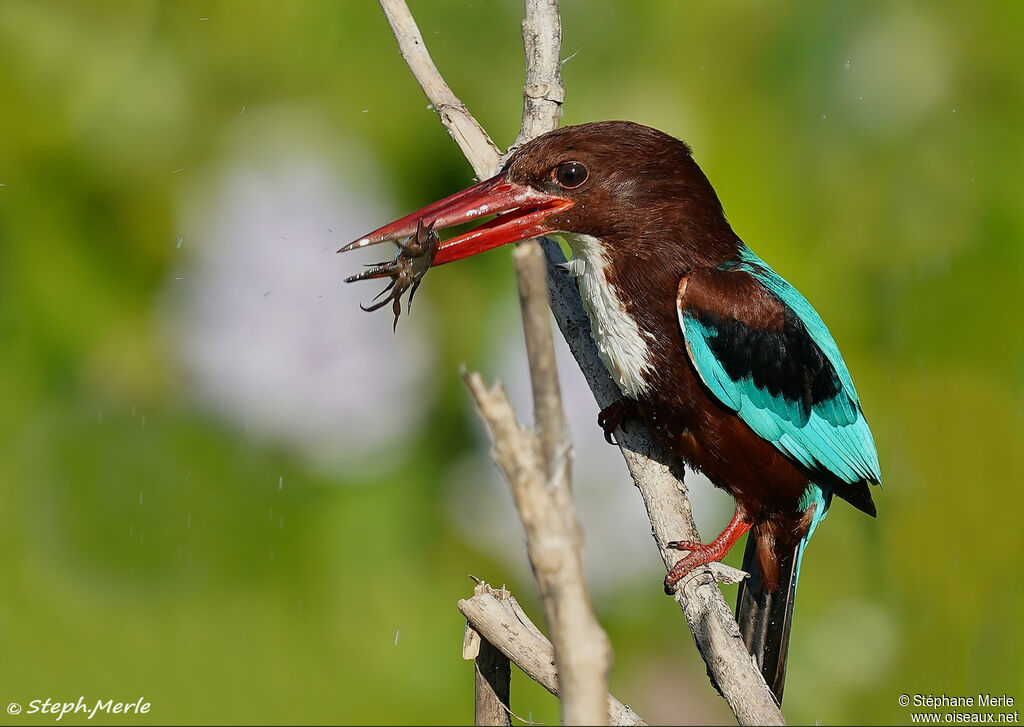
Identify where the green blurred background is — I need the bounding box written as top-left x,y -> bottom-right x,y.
1,1 -> 1022,724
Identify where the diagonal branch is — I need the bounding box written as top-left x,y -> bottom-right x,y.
378,0 -> 501,179
376,0 -> 785,724
542,244 -> 784,726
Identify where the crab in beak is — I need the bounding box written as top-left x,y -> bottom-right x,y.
339,171 -> 573,327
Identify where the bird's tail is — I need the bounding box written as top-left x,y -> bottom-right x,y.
737,485 -> 832,703
735,533 -> 803,705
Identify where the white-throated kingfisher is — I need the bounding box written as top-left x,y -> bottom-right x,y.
342,121 -> 882,703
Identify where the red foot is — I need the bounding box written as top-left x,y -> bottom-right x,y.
663,508 -> 752,594
597,397 -> 639,444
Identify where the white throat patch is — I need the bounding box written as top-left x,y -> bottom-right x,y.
563,234 -> 655,399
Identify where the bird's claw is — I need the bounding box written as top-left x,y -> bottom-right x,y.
344,219 -> 438,330
597,397 -> 638,444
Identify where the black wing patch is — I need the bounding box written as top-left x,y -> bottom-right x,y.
696,309 -> 843,426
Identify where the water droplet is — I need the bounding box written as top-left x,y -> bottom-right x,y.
951,108 -> 957,114
186,514 -> 192,529
240,105 -> 246,116
139,491 -> 144,506
278,476 -> 284,491
821,114 -> 828,120
843,59 -> 852,69
394,629 -> 401,646
176,234 -> 183,249
172,168 -> 184,174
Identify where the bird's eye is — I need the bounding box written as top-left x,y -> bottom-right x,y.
553,161 -> 588,189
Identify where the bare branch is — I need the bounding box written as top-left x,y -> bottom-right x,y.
459,585 -> 646,727
463,586 -> 514,727
507,4 -> 612,721
377,0 -> 501,178
462,369 -> 611,724
375,0 -> 785,724
513,242 -> 570,506
513,0 -> 565,150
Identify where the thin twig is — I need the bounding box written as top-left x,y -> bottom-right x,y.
459,584 -> 646,727
378,0 -> 500,178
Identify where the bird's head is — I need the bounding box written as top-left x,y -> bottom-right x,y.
342,121 -> 735,276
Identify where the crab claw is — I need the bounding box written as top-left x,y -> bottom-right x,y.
358,279 -> 397,312
346,260 -> 400,284
345,218 -> 441,330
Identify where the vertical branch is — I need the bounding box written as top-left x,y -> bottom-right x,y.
375,4 -> 610,718
512,241 -> 612,725
514,0 -> 565,150
462,583 -> 512,726
509,2 -> 611,724
514,242 -> 570,495
473,637 -> 512,727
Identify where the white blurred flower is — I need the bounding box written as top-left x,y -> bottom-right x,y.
165,114 -> 435,473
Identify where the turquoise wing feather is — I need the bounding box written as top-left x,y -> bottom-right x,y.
678,248 -> 881,488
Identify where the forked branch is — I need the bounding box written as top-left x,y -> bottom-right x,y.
459,582 -> 646,727
375,0 -> 784,724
